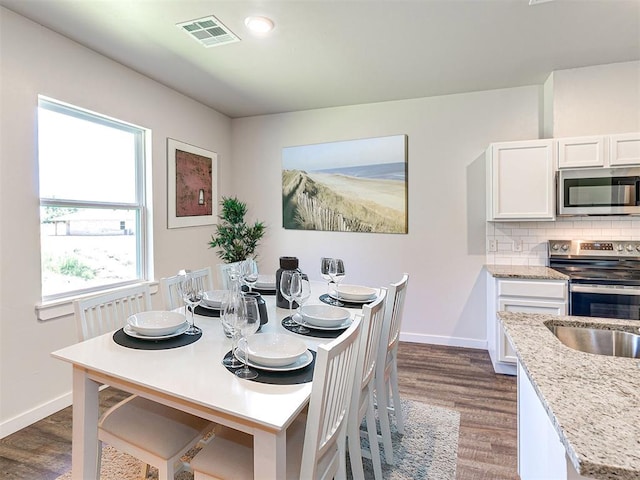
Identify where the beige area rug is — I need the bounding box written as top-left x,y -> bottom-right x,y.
56,399 -> 459,480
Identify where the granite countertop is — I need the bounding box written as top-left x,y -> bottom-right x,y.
499,312 -> 640,480
485,264 -> 569,280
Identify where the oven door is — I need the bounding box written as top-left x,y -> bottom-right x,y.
570,283 -> 640,320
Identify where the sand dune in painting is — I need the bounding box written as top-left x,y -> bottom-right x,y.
282,170 -> 406,233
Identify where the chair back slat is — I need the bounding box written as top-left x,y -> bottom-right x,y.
160,267 -> 214,310
74,284 -> 152,341
300,315 -> 362,479
358,289 -> 387,388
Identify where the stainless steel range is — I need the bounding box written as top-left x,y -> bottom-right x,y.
548,240 -> 640,320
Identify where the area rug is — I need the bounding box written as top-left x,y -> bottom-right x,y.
56,399 -> 459,480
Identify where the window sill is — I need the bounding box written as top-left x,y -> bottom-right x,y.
35,281 -> 159,322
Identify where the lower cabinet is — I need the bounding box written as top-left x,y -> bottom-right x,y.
518,363 -> 590,480
487,274 -> 567,375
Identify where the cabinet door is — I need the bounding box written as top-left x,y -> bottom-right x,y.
488,140 -> 555,221
557,136 -> 605,168
497,299 -> 566,363
609,132 -> 640,166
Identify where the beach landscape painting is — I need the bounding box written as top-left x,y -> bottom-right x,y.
282,135 -> 407,233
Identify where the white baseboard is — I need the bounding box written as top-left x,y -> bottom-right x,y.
0,391 -> 72,439
400,332 -> 487,350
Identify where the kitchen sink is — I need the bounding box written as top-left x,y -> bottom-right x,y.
546,324 -> 640,359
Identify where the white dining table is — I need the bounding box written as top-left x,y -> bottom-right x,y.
51,281 -> 363,480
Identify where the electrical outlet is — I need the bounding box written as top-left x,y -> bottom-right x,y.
488,239 -> 497,252
513,239 -> 523,252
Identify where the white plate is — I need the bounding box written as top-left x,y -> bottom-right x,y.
293,313 -> 352,331
246,333 -> 307,367
328,292 -> 376,304
202,290 -> 226,308
334,284 -> 377,301
123,322 -> 189,340
300,304 -> 351,327
254,274 -> 276,289
198,303 -> 220,311
127,311 -> 187,336
235,346 -> 313,372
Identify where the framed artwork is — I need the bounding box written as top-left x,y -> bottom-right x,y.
282,134 -> 408,233
167,138 -> 217,229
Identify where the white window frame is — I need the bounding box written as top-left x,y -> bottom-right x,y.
37,96 -> 150,302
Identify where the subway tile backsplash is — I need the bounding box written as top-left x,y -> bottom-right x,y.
486,217 -> 640,266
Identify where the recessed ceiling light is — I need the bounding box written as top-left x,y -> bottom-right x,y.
244,16 -> 274,34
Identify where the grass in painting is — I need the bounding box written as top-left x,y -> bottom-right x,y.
282,170 -> 406,233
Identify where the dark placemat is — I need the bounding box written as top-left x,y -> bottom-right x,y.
222,349 -> 315,385
281,317 -> 346,339
194,305 -> 220,317
242,286 -> 276,296
113,328 -> 201,350
319,293 -> 374,308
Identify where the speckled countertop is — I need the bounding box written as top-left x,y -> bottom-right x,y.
485,264 -> 569,280
499,312 -> 640,480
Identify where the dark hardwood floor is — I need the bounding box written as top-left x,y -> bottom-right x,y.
0,342 -> 518,480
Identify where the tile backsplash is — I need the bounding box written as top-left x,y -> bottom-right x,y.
486,217 -> 640,266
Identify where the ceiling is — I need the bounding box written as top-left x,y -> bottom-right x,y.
1,0 -> 639,118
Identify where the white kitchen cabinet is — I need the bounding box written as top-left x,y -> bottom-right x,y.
518,363 -> 591,480
557,136 -> 605,168
486,139 -> 556,221
486,275 -> 567,375
609,132 -> 640,166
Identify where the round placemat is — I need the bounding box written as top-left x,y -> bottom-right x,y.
319,293 -> 374,308
222,350 -> 315,384
194,305 -> 220,317
113,328 -> 201,350
281,317 -> 346,339
242,285 -> 276,296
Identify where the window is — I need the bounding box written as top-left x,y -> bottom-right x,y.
38,97 -> 148,300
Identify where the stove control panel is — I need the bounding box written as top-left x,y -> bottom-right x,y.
549,240 -> 640,258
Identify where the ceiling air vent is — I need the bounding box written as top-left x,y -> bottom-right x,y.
176,15 -> 240,48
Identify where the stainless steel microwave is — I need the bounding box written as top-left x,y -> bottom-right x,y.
557,167 -> 640,216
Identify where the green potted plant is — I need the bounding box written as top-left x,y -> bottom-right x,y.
208,196 -> 266,263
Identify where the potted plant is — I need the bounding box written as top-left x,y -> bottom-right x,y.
208,196 -> 266,263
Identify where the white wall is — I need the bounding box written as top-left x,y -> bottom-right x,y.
0,8 -> 231,437
230,86 -> 541,351
550,61 -> 640,137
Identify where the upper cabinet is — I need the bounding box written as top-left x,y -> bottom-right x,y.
487,139 -> 555,222
557,132 -> 640,168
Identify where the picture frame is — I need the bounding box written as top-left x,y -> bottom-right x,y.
167,138 -> 218,229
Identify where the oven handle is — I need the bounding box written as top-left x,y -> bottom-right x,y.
571,284 -> 640,296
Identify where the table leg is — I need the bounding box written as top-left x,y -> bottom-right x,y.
253,429 -> 287,479
72,366 -> 100,480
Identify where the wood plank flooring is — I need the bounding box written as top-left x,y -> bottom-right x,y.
0,342 -> 518,480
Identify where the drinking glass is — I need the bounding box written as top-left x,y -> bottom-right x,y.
240,257 -> 259,293
328,258 -> 346,304
177,271 -> 203,335
221,291 -> 243,367
280,270 -> 302,327
235,297 -> 260,379
293,275 -> 312,334
320,257 -> 334,294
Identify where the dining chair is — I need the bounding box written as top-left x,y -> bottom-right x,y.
160,266 -> 214,310
347,288 -> 387,480
189,315 -> 363,480
375,273 -> 409,465
217,261 -> 242,289
73,284 -> 214,480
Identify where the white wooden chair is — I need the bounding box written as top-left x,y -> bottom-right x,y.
375,273 -> 409,465
217,261 -> 242,290
190,315 -> 363,480
73,284 -> 214,480
160,267 -> 214,310
347,288 -> 387,480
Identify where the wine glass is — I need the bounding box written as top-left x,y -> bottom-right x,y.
240,257 -> 259,293
177,271 -> 203,335
280,270 -> 302,327
328,258 -> 346,305
221,291 -> 243,367
292,275 -> 312,334
320,257 -> 334,294
235,296 -> 260,380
